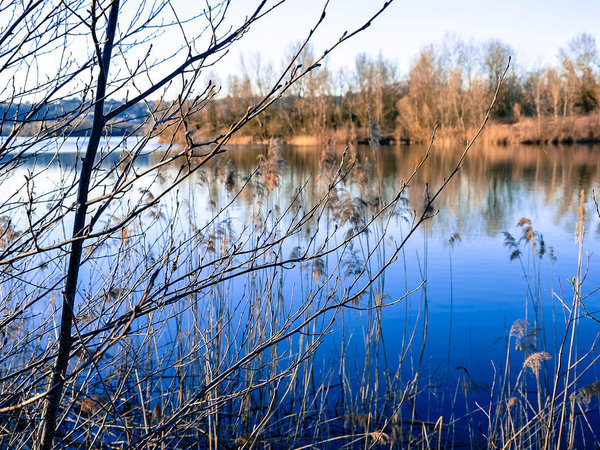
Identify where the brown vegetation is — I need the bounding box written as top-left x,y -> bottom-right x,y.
480,113 -> 600,145
166,33 -> 600,146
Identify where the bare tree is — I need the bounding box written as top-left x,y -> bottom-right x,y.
0,1 -> 519,448
0,0 -> 422,447
559,33 -> 599,114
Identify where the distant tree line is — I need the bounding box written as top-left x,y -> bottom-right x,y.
5,34 -> 598,144
182,33 -> 600,144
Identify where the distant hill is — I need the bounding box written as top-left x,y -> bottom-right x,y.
0,98 -> 153,136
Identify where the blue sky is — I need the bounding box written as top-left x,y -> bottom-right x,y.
12,0 -> 595,101
191,0 -> 600,77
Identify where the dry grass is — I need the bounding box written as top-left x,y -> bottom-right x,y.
480,114 -> 600,146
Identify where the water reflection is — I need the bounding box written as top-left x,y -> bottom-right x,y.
177,141 -> 600,392
4,140 -> 600,447
180,143 -> 600,240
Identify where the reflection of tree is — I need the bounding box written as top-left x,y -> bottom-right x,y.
197,143 -> 600,240
482,169 -> 510,236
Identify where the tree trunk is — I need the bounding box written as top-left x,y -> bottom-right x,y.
39,2 -> 120,448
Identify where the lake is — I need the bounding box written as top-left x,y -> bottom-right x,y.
2,138 -> 600,447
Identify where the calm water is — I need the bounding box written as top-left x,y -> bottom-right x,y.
189,142 -> 600,440
4,139 -> 600,444
225,143 -> 600,379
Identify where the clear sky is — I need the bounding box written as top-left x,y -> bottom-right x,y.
8,0 -> 597,102
185,0 -> 600,78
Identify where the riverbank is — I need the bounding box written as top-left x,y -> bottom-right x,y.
171,113 -> 600,148
400,113 -> 600,146
479,113 -> 600,146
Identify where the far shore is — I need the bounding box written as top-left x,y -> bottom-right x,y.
7,114 -> 600,148
212,113 -> 600,148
